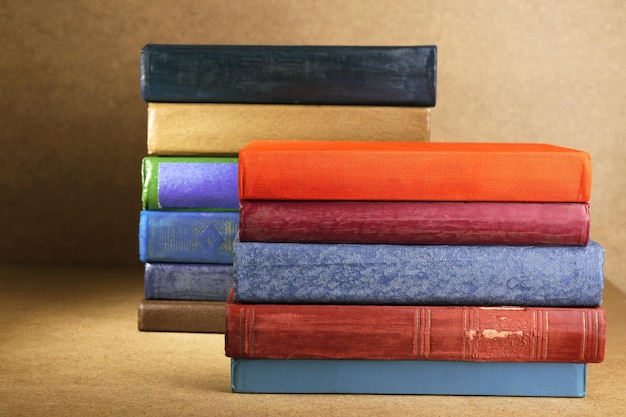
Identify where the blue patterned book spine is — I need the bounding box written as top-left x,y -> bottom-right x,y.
144,263 -> 234,301
230,359 -> 587,397
140,44 -> 436,106
233,239 -> 604,306
139,211 -> 238,264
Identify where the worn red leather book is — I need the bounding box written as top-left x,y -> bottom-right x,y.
238,201 -> 590,245
225,294 -> 606,362
238,141 -> 592,202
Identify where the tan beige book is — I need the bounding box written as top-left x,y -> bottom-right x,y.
147,103 -> 430,155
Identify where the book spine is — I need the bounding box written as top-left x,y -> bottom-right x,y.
140,44 -> 437,106
225,299 -> 605,362
233,239 -> 605,306
239,201 -> 590,246
142,156 -> 239,210
147,104 -> 430,156
144,263 -> 234,301
138,299 -> 225,333
238,141 -> 592,202
230,359 -> 587,397
139,211 -> 238,263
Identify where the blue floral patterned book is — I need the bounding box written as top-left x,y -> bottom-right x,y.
233,239 -> 604,306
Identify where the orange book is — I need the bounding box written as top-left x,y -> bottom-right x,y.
238,141 -> 591,202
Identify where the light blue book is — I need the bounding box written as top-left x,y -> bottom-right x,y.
231,359 -> 587,397
139,211 -> 238,264
233,239 -> 604,306
144,263 -> 234,301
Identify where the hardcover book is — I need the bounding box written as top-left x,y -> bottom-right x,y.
139,211 -> 238,264
226,294 -> 606,362
230,359 -> 587,397
140,44 -> 437,106
144,263 -> 233,301
138,299 -> 225,333
233,239 -> 604,306
239,201 -> 590,246
238,141 -> 592,202
147,103 -> 430,156
142,156 -> 238,210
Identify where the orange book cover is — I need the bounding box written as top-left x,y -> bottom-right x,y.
238,141 -> 591,202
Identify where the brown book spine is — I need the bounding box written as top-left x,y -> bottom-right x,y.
138,299 -> 225,333
225,296 -> 605,362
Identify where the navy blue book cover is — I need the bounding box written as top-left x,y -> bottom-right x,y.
141,44 -> 436,106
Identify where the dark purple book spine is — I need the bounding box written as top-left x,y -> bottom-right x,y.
239,201 -> 590,245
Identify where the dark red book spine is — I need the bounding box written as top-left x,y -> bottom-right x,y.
239,201 -> 590,245
225,296 -> 605,362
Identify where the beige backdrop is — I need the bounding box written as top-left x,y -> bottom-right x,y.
2,1 -> 625,291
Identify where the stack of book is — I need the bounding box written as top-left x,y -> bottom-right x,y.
137,44 -> 436,332
226,140 -> 606,397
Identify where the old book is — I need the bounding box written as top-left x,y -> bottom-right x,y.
137,299 -> 225,333
233,239 -> 604,306
142,156 -> 238,211
226,294 -> 605,362
239,201 -> 590,246
238,141 -> 592,202
147,103 -> 430,156
230,359 -> 587,397
139,211 -> 238,264
140,44 -> 437,106
144,263 -> 233,301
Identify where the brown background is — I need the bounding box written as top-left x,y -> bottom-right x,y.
2,1 -> 625,291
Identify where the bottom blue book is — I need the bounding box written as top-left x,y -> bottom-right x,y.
230,359 -> 587,397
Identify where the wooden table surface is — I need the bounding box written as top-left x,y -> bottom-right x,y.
1,265 -> 624,416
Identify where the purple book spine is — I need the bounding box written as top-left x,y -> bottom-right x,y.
159,162 -> 238,209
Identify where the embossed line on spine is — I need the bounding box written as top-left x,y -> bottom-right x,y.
416,308 -> 431,359
594,310 -> 600,362
414,309 -> 419,359
581,310 -> 587,362
544,311 -> 550,360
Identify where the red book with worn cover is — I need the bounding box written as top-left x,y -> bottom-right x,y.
225,294 -> 606,362
238,201 -> 590,245
238,141 -> 592,202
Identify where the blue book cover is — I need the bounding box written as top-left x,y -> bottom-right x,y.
142,157 -> 239,210
234,239 -> 604,306
230,359 -> 587,397
140,44 -> 436,106
139,211 -> 238,264
144,263 -> 234,301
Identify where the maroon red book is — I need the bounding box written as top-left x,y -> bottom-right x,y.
238,201 -> 590,245
225,294 -> 606,362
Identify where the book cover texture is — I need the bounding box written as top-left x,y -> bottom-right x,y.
233,239 -> 604,306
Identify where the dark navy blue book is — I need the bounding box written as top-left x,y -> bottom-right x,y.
140,44 -> 436,106
233,239 -> 604,306
230,359 -> 587,397
144,263 -> 233,301
139,211 -> 238,264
